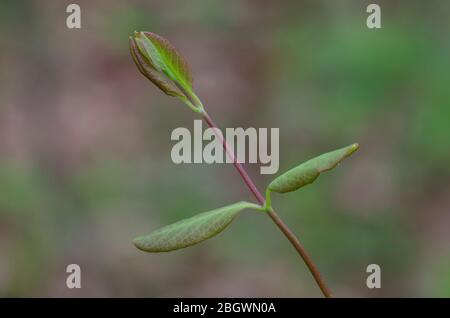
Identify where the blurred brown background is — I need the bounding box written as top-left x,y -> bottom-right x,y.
0,0 -> 449,297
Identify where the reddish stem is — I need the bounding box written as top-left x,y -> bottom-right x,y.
202,111 -> 332,298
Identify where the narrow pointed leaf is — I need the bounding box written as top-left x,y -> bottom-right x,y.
135,31 -> 193,95
133,201 -> 261,252
268,143 -> 359,194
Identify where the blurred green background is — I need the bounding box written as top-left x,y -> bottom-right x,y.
0,0 -> 449,297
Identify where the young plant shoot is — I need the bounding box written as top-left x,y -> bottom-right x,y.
129,31 -> 359,297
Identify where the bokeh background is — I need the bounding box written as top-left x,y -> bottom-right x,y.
0,0 -> 449,297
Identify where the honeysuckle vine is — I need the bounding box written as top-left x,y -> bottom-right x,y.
129,31 -> 359,298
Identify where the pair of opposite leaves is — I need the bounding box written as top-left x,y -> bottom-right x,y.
133,144 -> 359,252
129,31 -> 359,253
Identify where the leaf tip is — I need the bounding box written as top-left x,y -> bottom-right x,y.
348,142 -> 359,154
344,143 -> 360,159
132,236 -> 143,248
133,236 -> 154,252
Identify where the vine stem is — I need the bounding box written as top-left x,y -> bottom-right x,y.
202,110 -> 332,298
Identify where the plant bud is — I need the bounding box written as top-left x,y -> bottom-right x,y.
129,32 -> 184,97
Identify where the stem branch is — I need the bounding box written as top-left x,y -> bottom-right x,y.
202,110 -> 332,298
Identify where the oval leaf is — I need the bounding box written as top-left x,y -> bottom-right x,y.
133,201 -> 261,252
268,143 -> 359,193
135,31 -> 193,95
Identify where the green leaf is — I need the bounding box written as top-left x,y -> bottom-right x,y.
129,36 -> 184,98
129,31 -> 204,114
133,201 -> 262,252
268,143 -> 359,194
134,31 -> 193,95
